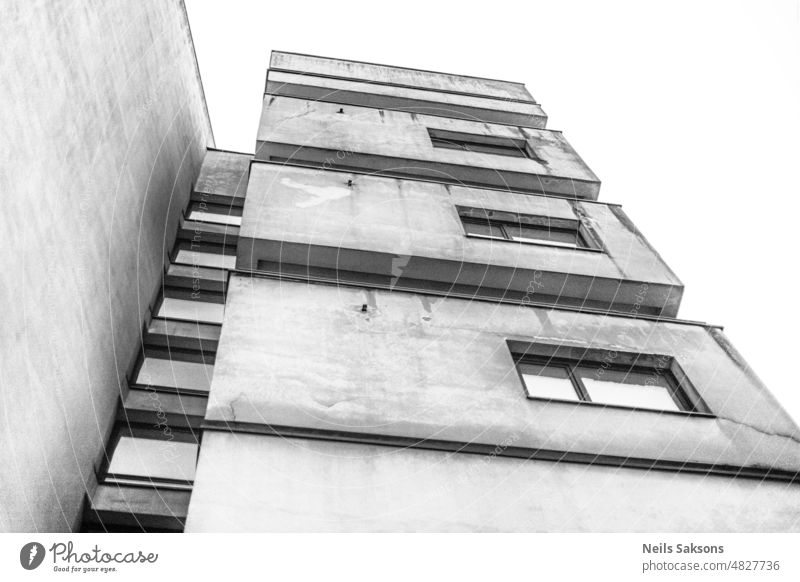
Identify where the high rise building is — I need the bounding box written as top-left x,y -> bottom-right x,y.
5,38 -> 800,532
159,52 -> 800,532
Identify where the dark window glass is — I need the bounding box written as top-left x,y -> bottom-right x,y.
463,141 -> 528,158
430,130 -> 532,159
459,209 -> 591,249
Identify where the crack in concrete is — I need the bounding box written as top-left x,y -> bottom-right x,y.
277,102 -> 313,123
716,416 -> 800,446
227,393 -> 250,423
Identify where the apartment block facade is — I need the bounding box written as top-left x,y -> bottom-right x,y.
182,53 -> 799,531
9,39 -> 799,531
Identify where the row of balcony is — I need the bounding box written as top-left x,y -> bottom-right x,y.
81,161 -> 247,532
253,52 -> 671,316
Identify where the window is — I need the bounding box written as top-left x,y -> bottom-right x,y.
134,355 -> 214,393
518,362 -> 581,401
103,425 -> 198,490
186,201 -> 242,226
512,344 -> 708,414
157,296 -> 225,324
429,128 -> 537,159
458,206 -> 595,249
174,248 -> 236,270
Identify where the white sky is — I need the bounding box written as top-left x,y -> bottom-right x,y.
185,0 -> 800,423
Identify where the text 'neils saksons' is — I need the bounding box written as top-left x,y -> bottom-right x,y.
643,543 -> 724,554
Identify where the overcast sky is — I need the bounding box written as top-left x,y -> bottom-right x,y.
185,0 -> 800,422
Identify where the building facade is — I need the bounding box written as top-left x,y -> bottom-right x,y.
183,53 -> 799,531
6,39 -> 800,531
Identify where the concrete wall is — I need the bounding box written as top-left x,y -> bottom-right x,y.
186,433 -> 800,532
271,51 -> 536,102
266,71 -> 548,128
255,96 -> 600,198
0,0 -> 213,531
239,163 -> 682,315
194,149 -> 252,203
204,276 -> 800,477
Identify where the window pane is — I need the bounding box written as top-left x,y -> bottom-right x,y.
107,436 -> 197,482
187,209 -> 242,226
135,356 -> 213,392
577,366 -> 680,411
464,142 -> 528,158
519,363 -> 580,401
506,224 -> 579,247
174,248 -> 236,270
463,220 -> 504,239
157,297 -> 224,324
430,130 -> 530,159
431,137 -> 468,151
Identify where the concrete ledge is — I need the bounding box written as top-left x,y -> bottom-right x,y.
200,424 -> 800,485
266,80 -> 547,128
83,485 -> 190,532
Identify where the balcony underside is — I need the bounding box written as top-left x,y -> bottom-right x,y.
266,81 -> 547,128
238,239 -> 682,317
255,142 -> 600,199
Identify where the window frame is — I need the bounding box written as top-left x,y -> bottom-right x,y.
171,241 -> 237,271
154,291 -> 226,326
428,128 -> 541,160
130,346 -> 215,397
510,343 -> 712,416
99,423 -> 200,491
457,206 -> 601,251
184,201 -> 243,226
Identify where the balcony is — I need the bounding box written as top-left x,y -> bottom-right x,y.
237,163 -> 680,316
267,50 -> 547,128
202,275 -> 800,483
254,96 -> 599,198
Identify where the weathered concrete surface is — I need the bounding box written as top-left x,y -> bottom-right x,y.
0,0 -> 212,531
271,51 -> 536,102
206,276 -> 800,474
239,163 -> 682,316
86,485 -> 189,531
194,149 -> 252,203
266,70 -> 547,128
254,96 -> 600,198
186,433 -> 800,532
